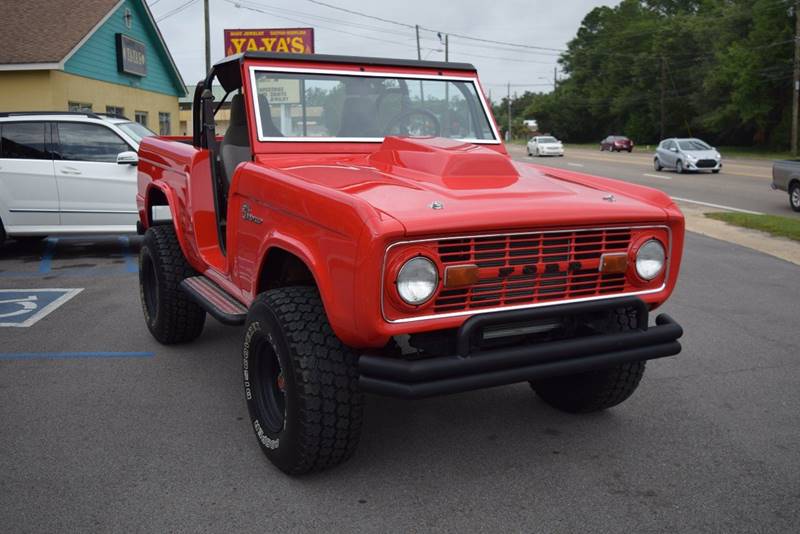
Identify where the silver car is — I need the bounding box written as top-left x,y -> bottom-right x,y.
527,135 -> 564,157
654,138 -> 722,174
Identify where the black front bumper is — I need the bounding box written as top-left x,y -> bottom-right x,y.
359,297 -> 683,399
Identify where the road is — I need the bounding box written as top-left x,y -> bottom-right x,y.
1,234 -> 798,532
509,145 -> 795,217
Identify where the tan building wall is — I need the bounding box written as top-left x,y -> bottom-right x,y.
0,70 -> 180,134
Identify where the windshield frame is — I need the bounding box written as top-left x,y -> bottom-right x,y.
248,65 -> 500,144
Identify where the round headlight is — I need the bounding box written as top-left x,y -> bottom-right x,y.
635,240 -> 666,280
396,257 -> 438,305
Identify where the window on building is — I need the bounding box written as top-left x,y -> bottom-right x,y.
158,112 -> 171,135
106,105 -> 125,118
56,123 -> 131,163
0,122 -> 50,160
68,102 -> 93,113
135,111 -> 148,127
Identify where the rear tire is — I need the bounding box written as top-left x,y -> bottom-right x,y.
139,225 -> 206,344
0,218 -> 5,248
530,307 -> 646,413
243,286 -> 363,475
790,183 -> 800,212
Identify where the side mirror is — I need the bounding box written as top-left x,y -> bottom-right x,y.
669,147 -> 678,153
117,151 -> 139,165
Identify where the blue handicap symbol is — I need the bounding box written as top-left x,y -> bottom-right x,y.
0,289 -> 83,327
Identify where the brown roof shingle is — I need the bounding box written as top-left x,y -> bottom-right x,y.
0,0 -> 121,64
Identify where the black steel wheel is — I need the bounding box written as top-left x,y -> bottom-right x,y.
242,286 -> 363,475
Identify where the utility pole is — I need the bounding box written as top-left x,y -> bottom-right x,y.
415,25 -> 421,60
445,34 -> 449,62
660,57 -> 666,141
204,0 -> 211,75
792,1 -> 800,156
506,81 -> 511,142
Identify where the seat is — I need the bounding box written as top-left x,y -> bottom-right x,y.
219,94 -> 251,187
338,80 -> 380,137
258,94 -> 283,138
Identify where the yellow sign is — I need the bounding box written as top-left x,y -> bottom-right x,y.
256,78 -> 301,105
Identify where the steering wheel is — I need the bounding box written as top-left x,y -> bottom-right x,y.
384,109 -> 441,137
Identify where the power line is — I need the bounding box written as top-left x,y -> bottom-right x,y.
305,0 -> 567,53
156,0 -> 199,22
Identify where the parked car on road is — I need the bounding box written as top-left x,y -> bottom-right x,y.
771,160 -> 800,212
527,135 -> 564,157
654,138 -> 721,174
137,51 -> 685,475
0,112 -> 155,246
601,135 -> 633,152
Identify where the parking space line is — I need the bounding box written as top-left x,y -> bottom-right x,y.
38,237 -> 59,273
670,196 -> 764,215
0,351 -> 154,361
118,235 -> 139,273
643,173 -> 672,180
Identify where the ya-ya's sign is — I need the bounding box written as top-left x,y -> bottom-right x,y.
224,28 -> 314,56
116,34 -> 146,76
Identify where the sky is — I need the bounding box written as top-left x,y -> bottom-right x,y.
150,0 -> 619,102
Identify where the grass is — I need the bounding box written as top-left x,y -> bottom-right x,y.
705,212 -> 800,242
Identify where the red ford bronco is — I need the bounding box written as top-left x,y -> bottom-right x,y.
136,52 -> 684,474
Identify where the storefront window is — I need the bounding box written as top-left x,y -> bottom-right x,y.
135,111 -> 148,127
158,112 -> 171,135
105,105 -> 124,117
68,102 -> 93,113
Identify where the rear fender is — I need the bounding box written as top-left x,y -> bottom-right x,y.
142,182 -> 199,268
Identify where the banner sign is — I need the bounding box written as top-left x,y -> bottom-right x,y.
116,34 -> 146,76
224,28 -> 314,56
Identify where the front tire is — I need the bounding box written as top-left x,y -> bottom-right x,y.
790,183 -> 800,212
139,225 -> 206,344
654,158 -> 663,171
530,307 -> 646,413
243,286 -> 363,475
676,160 -> 684,174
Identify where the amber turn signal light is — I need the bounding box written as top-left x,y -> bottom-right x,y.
443,264 -> 479,288
599,253 -> 628,274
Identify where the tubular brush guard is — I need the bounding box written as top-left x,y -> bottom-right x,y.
358,297 -> 683,399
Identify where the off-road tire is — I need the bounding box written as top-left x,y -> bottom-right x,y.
243,286 -> 363,475
139,225 -> 205,344
789,182 -> 800,212
530,307 -> 646,413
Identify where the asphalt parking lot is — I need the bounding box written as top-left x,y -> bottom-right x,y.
1,231 -> 799,533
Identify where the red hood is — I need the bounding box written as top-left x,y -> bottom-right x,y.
254,137 -> 668,235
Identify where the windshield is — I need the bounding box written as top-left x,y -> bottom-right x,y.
678,139 -> 711,151
537,136 -> 558,143
116,121 -> 156,144
250,69 -> 496,142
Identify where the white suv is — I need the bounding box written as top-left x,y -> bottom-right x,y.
0,112 -> 155,245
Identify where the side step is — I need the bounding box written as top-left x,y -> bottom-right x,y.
180,276 -> 248,325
